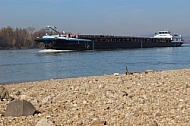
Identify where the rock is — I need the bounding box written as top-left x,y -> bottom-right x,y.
20,95 -> 26,100
145,70 -> 154,74
31,99 -> 39,106
149,120 -> 158,126
121,91 -> 128,96
5,100 -> 36,117
15,91 -> 21,96
90,121 -> 107,126
36,117 -> 55,126
186,84 -> 190,88
105,90 -> 115,98
155,112 -> 162,116
113,73 -> 119,76
42,96 -> 52,104
0,85 -> 10,100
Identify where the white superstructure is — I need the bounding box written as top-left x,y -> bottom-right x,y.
42,26 -> 90,42
154,31 -> 183,42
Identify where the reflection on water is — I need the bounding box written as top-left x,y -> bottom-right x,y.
0,44 -> 190,84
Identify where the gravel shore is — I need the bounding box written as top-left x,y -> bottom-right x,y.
0,68 -> 190,126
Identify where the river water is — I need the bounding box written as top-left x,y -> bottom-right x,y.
0,44 -> 190,84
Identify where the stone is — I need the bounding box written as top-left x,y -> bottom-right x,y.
5,100 -> 36,117
186,84 -> 190,88
90,121 -> 107,126
36,117 -> 55,126
15,91 -> 21,96
145,70 -> 154,74
20,95 -> 26,100
149,120 -> 158,126
42,96 -> 52,104
113,73 -> 119,76
105,90 -> 115,98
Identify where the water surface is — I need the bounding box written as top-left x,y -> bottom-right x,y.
0,44 -> 190,84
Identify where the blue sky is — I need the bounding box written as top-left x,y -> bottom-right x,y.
1,0 -> 190,36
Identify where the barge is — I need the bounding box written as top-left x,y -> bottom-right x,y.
35,26 -> 184,51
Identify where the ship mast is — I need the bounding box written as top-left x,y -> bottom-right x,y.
46,25 -> 60,35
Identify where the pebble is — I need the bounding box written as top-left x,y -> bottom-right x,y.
0,68 -> 190,125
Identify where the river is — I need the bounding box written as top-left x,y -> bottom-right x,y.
0,44 -> 190,84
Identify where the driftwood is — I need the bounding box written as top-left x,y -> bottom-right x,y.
0,85 -> 10,100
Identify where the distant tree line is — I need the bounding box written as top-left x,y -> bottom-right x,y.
0,26 -> 46,49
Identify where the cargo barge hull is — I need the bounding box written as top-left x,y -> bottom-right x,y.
78,35 -> 183,50
35,35 -> 183,51
34,26 -> 184,51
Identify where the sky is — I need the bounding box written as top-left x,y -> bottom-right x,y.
1,0 -> 190,36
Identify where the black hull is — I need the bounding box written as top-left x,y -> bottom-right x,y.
35,35 -> 183,51
95,41 -> 182,49
36,39 -> 92,51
